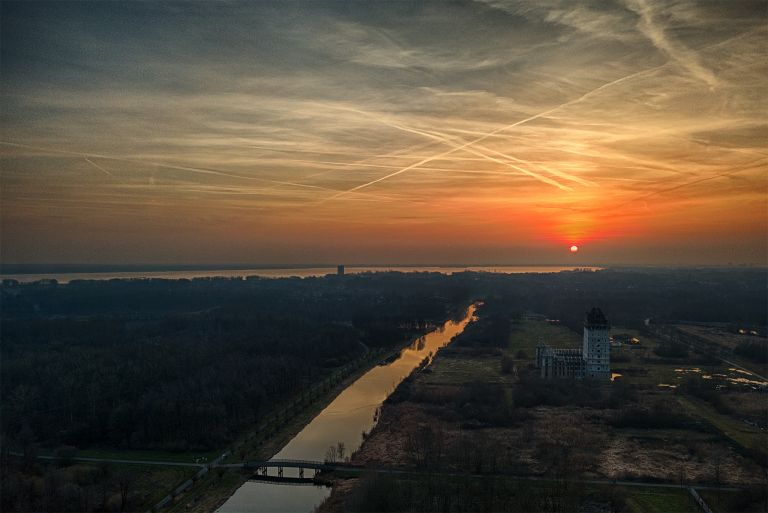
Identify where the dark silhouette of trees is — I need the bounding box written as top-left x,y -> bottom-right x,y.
1,274 -> 469,453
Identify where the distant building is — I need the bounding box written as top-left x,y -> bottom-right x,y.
337,265 -> 345,276
535,307 -> 611,380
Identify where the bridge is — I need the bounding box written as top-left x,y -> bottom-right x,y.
217,459 -> 356,484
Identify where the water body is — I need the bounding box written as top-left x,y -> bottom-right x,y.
1,266 -> 598,284
218,303 -> 479,513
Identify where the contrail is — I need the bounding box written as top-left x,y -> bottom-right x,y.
411,125 -> 597,188
323,106 -> 575,191
471,143 -> 597,187
84,157 -> 114,177
0,140 -> 396,202
1,141 -> 329,190
4,141 -> 421,204
230,137 -> 440,205
324,65 -> 667,201
625,0 -> 719,89
382,121 -> 573,191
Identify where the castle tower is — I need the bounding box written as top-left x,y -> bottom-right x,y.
582,307 -> 610,379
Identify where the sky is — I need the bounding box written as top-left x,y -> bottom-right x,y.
1,0 -> 766,266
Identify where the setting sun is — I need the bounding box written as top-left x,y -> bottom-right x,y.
570,245 -> 579,253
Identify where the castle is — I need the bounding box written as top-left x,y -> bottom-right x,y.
535,307 -> 610,380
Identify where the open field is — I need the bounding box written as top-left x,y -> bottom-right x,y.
624,487 -> 697,513
677,396 -> 767,460
507,320 -> 582,360
421,352 -> 512,385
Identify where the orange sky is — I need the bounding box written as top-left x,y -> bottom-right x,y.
1,1 -> 766,265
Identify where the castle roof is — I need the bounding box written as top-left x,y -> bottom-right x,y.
585,307 -> 609,327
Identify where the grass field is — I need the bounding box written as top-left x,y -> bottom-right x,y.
422,353 -> 512,385
676,396 -> 767,458
624,487 -> 698,513
698,489 -> 766,513
507,320 -> 582,360
63,462 -> 197,511
68,447 -> 222,463
166,470 -> 243,513
130,464 -> 198,508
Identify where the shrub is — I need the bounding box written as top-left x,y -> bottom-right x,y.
654,341 -> 688,358
734,339 -> 768,363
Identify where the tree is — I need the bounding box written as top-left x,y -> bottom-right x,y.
115,468 -> 135,512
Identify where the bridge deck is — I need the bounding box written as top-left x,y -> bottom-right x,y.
244,459 -> 335,470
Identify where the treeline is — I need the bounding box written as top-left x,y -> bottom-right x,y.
1,273 -> 471,453
471,268 -> 767,329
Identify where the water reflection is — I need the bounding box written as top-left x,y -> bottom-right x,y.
218,304 -> 478,513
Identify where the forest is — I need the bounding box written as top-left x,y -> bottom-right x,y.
1,272 -> 471,453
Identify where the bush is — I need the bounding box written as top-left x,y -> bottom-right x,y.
514,374 -> 610,409
54,446 -> 77,468
734,340 -> 768,363
654,341 -> 688,358
611,400 -> 689,429
456,382 -> 517,427
678,376 -> 732,414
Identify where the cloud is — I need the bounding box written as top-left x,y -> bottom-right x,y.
1,0 -> 766,264
623,0 -> 719,88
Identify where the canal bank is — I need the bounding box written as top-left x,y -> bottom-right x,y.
213,303 -> 478,513
167,342 -> 407,513
167,304 -> 477,513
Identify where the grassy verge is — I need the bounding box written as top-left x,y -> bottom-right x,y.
676,395 -> 767,459
624,487 -> 697,513
68,448 -> 221,464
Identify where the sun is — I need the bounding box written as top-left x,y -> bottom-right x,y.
570,245 -> 579,253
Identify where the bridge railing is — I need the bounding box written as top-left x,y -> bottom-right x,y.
244,459 -> 328,469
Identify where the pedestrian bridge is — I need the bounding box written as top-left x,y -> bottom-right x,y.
236,459 -> 353,483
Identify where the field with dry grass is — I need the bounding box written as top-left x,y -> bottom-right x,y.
322,314 -> 766,513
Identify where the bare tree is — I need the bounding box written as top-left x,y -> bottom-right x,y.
325,445 -> 337,463
115,468 -> 135,512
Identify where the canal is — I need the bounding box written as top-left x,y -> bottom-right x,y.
218,303 -> 478,513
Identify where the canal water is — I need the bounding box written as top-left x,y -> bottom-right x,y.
218,303 -> 478,513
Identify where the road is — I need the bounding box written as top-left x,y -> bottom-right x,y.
14,453 -> 747,492
221,460 -> 746,492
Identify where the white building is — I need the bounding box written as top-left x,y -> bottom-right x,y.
583,307 -> 610,379
535,307 -> 610,380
